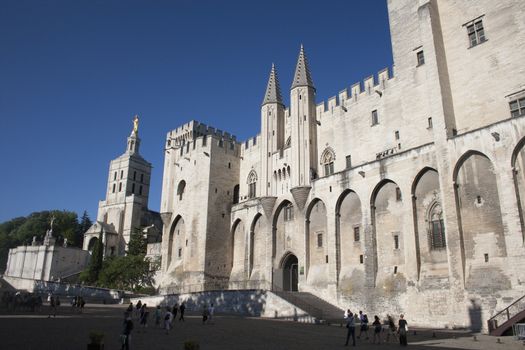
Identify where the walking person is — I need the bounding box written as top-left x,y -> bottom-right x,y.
135,300 -> 142,319
372,315 -> 382,344
358,311 -> 369,340
179,302 -> 185,322
386,314 -> 397,343
121,312 -> 134,350
398,314 -> 408,346
208,303 -> 215,324
140,304 -> 149,330
79,297 -> 86,313
55,296 -> 61,315
155,305 -> 162,328
164,307 -> 173,335
202,304 -> 209,324
172,303 -> 178,321
344,309 -> 356,346
48,296 -> 56,318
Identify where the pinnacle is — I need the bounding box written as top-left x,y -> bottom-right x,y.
262,63 -> 284,106
291,44 -> 314,89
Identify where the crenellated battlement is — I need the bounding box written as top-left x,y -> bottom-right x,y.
241,133 -> 261,152
315,67 -> 393,115
166,120 -> 237,145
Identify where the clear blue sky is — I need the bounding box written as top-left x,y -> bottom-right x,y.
0,0 -> 393,222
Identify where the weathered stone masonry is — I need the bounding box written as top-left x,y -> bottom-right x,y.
154,0 -> 525,330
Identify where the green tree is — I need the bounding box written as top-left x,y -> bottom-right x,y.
0,210 -> 80,271
76,211 -> 92,248
98,254 -> 155,291
81,230 -> 104,284
127,227 -> 147,256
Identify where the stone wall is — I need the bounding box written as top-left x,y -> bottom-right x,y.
5,245 -> 89,281
130,290 -> 314,322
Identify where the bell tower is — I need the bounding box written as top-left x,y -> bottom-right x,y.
84,115 -> 153,255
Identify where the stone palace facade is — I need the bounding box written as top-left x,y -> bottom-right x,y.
91,0 -> 525,329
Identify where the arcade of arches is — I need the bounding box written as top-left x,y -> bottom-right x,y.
227,146 -> 525,300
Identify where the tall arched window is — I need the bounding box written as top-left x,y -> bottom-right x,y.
247,170 -> 257,198
428,201 -> 446,250
320,147 -> 335,176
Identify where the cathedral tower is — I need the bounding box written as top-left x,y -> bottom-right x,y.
83,116 -> 154,255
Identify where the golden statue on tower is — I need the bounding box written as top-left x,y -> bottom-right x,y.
133,115 -> 139,134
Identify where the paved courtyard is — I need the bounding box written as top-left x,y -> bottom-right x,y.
0,304 -> 522,350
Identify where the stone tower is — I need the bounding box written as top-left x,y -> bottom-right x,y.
260,64 -> 285,197
159,121 -> 241,292
83,116 -> 153,256
289,45 -> 318,210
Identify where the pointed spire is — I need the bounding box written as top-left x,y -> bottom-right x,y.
262,63 -> 284,106
291,44 -> 314,89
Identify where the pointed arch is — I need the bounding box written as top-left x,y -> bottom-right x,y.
320,147 -> 335,176
167,214 -> 184,268
512,138 -> 525,242
335,189 -> 362,284
231,218 -> 242,267
411,167 -> 447,281
305,198 -> 328,281
452,150 -> 495,182
453,150 -> 506,288
247,170 -> 258,198
278,251 -> 299,291
271,200 -> 294,261
249,213 -> 263,277
370,179 -> 403,287
247,170 -> 258,184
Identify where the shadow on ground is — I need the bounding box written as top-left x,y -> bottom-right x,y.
0,305 -> 522,350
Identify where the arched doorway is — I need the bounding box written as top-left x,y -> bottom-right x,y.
87,237 -> 98,252
281,253 -> 298,292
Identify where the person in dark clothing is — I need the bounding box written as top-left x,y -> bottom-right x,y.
172,303 -> 178,320
179,302 -> 185,322
135,300 -> 142,319
344,310 -> 356,346
372,315 -> 382,344
398,314 -> 408,346
121,313 -> 133,350
202,304 -> 209,324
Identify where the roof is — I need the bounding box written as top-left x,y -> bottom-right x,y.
262,63 -> 284,106
291,44 -> 315,89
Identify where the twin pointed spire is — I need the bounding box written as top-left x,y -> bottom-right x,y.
291,44 -> 314,89
262,63 -> 284,106
262,45 -> 315,106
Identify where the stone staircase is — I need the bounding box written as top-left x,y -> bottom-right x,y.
488,294 -> 525,336
272,291 -> 344,324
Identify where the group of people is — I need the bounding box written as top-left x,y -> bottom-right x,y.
344,310 -> 408,347
1,291 -> 43,312
159,301 -> 187,334
121,300 -> 216,349
70,296 -> 86,313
